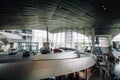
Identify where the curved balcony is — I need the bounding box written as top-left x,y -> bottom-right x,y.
0,51 -> 96,80
30,51 -> 96,79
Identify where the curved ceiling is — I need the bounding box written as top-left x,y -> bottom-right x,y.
0,0 -> 120,35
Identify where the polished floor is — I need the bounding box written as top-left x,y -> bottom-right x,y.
0,52 -> 34,63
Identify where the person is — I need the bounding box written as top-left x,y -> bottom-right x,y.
51,48 -> 52,52
108,46 -> 115,62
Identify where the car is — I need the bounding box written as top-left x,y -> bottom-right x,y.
31,51 -> 37,55
22,51 -> 30,57
59,47 -> 76,51
8,48 -> 18,55
53,48 -> 62,53
40,49 -> 50,54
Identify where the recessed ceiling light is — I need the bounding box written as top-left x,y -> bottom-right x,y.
102,5 -> 104,8
104,8 -> 107,10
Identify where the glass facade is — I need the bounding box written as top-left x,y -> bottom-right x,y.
32,30 -> 90,51
0,29 -> 90,52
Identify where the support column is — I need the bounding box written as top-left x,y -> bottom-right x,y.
36,42 -> 39,53
108,35 -> 112,47
46,26 -> 49,43
77,29 -> 78,50
30,36 -> 32,51
65,29 -> 67,48
71,29 -> 73,48
91,27 -> 95,54
43,26 -> 49,50
84,28 -> 86,46
10,43 -> 14,49
56,32 -> 58,48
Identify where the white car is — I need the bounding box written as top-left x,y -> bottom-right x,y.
8,48 -> 18,55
